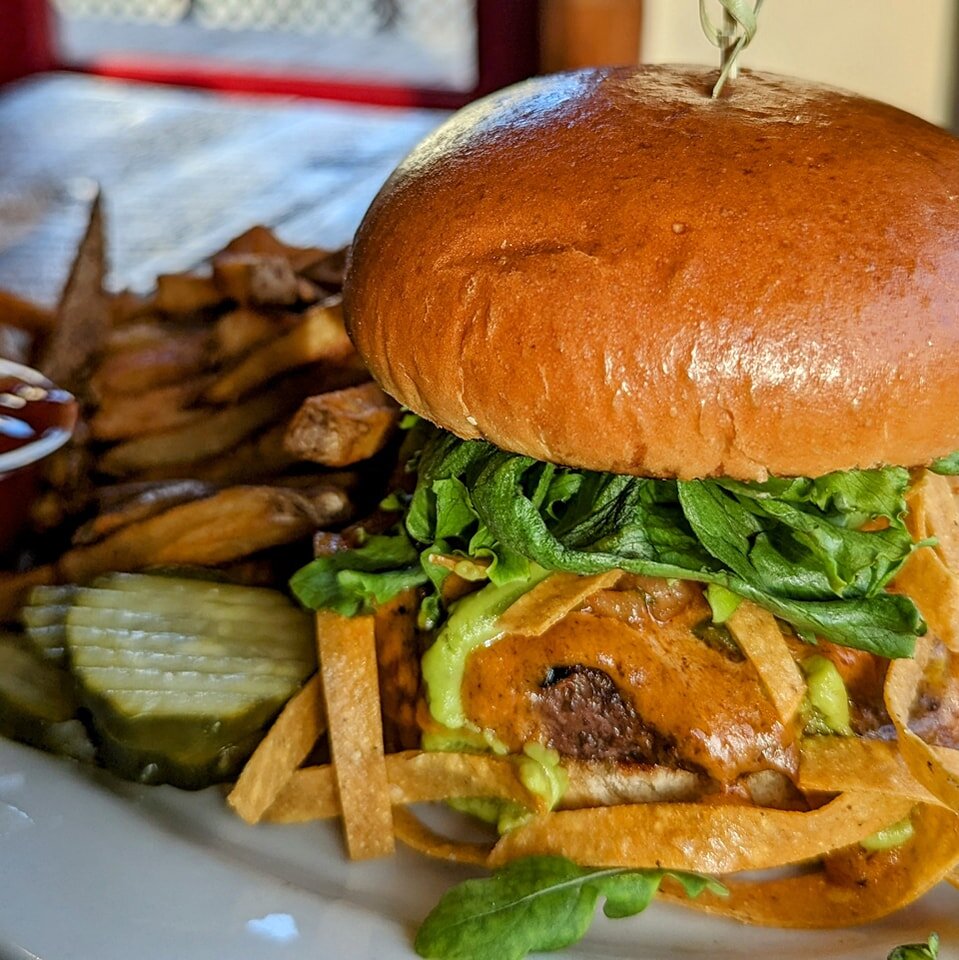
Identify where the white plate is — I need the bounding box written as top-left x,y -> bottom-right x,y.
1,738 -> 957,960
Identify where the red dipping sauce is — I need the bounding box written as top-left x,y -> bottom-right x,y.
0,359 -> 78,557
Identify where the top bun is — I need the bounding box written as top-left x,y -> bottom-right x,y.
345,65 -> 959,480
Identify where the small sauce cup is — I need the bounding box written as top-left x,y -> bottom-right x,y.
0,359 -> 78,557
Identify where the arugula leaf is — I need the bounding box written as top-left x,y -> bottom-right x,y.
888,933 -> 940,960
931,451 -> 959,475
414,855 -> 725,960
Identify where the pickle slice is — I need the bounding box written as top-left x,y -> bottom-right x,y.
64,575 -> 315,789
21,585 -> 79,663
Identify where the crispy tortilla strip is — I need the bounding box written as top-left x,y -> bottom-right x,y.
727,601 -> 806,725
0,289 -> 54,333
885,636 -> 959,811
228,673 -> 326,824
213,254 -> 299,306
0,565 -> 56,623
798,736 -> 950,806
205,305 -> 353,403
41,193 -> 108,393
896,472 -> 959,651
497,570 -> 622,638
99,374 -> 314,476
660,804 -> 959,927
154,272 -> 222,313
283,381 -> 399,468
213,307 -> 281,361
317,611 -> 394,859
58,484 -> 351,582
949,869 -> 959,890
392,807 -> 493,866
90,375 -> 214,441
91,328 -> 212,397
488,792 -> 915,872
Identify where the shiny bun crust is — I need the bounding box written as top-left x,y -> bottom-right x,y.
345,65 -> 959,480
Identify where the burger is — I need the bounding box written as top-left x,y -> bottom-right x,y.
291,65 -> 959,944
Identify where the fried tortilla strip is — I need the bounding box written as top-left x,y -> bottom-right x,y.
41,193 -> 108,394
0,289 -> 54,333
885,635 -> 959,811
392,808 -> 493,866
316,611 -> 394,859
498,571 -> 622,638
228,673 -> 326,824
488,792 -> 915,872
99,374 -> 314,476
283,381 -> 399,468
213,254 -> 299,306
660,804 -> 959,927
896,471 -> 959,651
798,735 -> 949,805
72,480 -> 218,545
727,601 -> 806,725
205,305 -> 353,403
949,869 -> 959,890
154,272 -> 222,314
58,484 -> 351,582
90,375 -> 214,441
91,328 -> 212,397
0,565 -> 57,623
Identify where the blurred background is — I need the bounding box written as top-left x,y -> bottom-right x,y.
1,0 -> 957,303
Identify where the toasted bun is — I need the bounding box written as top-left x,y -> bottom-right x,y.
345,66 -> 959,480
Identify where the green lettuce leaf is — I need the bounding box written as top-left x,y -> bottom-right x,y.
888,933 -> 940,960
931,451 -> 959,475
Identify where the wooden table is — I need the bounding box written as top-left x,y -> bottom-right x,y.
0,72 -> 445,306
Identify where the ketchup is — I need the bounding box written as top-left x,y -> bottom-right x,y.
0,375 -> 76,458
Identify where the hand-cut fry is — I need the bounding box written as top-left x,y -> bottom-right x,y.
497,570 -> 621,638
0,565 -> 57,623
205,304 -> 353,403
213,307 -> 282,361
41,193 -> 108,394
392,807 -> 493,866
213,253 -> 299,306
216,224 -> 328,274
58,484 -> 352,583
283,381 -> 399,468
72,480 -> 218,545
798,735 -> 950,806
488,792 -> 915,872
727,601 -> 806,724
885,635 -> 959,811
0,289 -> 54,333
109,290 -> 153,325
103,318 -> 172,353
316,611 -> 394,859
228,673 -> 326,824
896,471 -> 959,651
91,328 -> 212,397
375,590 -> 422,752
99,374 -> 315,475
154,272 -> 223,313
660,804 -> 959,928
90,375 -> 214,441
560,760 -> 703,808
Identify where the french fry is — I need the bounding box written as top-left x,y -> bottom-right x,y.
0,289 -> 55,333
283,381 -> 399,468
102,318 -> 174,353
727,601 -> 806,725
316,611 -> 394,859
90,375 -> 214,441
0,565 -> 57,623
204,305 -> 353,403
213,254 -> 299,306
154,272 -> 223,314
91,328 -> 212,397
228,673 -> 326,824
374,590 -> 422,752
58,484 -> 352,583
216,224 -> 329,274
213,307 -> 282,361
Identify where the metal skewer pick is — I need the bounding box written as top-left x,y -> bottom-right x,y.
699,0 -> 765,98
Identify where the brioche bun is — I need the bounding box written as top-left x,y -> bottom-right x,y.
345,65 -> 959,480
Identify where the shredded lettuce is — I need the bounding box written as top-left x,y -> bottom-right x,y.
291,427 -> 931,659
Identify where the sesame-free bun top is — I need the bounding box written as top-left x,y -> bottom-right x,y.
345,65 -> 959,480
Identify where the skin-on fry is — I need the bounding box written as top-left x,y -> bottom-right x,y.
316,611 -> 394,859
283,381 -> 399,468
798,736 -> 950,806
228,673 -> 326,824
0,565 -> 57,623
660,804 -> 959,928
90,375 -> 214,441
213,254 -> 299,306
58,484 -> 352,583
213,307 -> 283,361
216,224 -> 328,274
91,328 -> 212,397
488,792 -> 915,872
154,272 -> 223,314
727,601 -> 806,725
497,570 -> 621,638
205,304 -> 353,403
0,289 -> 54,333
